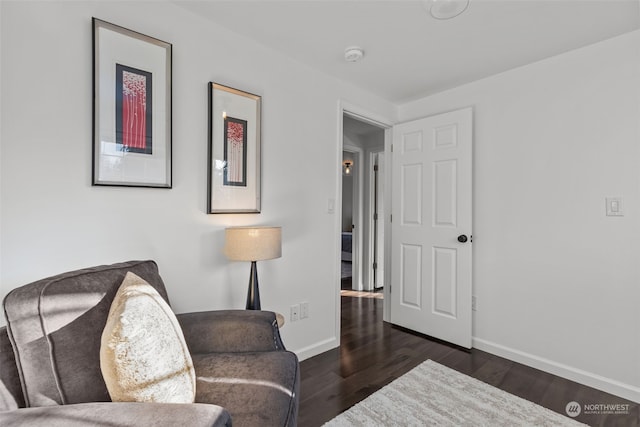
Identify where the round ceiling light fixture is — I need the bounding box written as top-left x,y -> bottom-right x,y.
344,46 -> 364,63
424,0 -> 470,20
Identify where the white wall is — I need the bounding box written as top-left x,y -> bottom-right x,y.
0,1 -> 396,360
399,30 -> 640,402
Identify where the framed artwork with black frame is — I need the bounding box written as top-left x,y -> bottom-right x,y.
92,18 -> 172,188
208,82 -> 261,213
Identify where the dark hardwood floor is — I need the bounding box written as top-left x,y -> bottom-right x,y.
299,294 -> 638,427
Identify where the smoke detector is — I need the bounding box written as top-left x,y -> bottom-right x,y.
424,0 -> 470,20
344,47 -> 364,63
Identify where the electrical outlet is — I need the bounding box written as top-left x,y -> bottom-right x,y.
290,304 -> 300,322
472,296 -> 477,311
300,302 -> 309,319
606,197 -> 623,216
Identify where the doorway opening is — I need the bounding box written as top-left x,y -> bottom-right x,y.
340,113 -> 387,300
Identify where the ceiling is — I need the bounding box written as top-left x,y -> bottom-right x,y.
176,0 -> 640,104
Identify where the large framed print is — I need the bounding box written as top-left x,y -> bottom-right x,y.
93,18 -> 172,188
208,82 -> 261,213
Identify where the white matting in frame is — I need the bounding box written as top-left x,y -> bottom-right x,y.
93,18 -> 172,188
208,82 -> 261,213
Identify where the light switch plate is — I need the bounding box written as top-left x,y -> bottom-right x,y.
327,198 -> 335,214
606,197 -> 623,216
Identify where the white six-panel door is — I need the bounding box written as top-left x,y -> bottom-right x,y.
390,108 -> 473,348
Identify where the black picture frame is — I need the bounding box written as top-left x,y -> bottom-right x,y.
92,18 -> 172,188
208,82 -> 261,213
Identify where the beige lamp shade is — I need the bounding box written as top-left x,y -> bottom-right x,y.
223,226 -> 282,262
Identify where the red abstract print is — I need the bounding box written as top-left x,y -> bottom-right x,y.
223,117 -> 248,186
122,70 -> 147,150
115,64 -> 152,154
226,121 -> 244,183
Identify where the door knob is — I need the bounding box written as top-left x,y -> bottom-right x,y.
457,234 -> 468,243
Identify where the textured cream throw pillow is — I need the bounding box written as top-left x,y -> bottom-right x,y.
100,272 -> 196,403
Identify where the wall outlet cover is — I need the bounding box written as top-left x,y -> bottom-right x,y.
290,304 -> 300,322
606,197 -> 623,216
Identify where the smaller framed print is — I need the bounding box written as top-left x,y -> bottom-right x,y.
93,18 -> 172,188
208,82 -> 261,213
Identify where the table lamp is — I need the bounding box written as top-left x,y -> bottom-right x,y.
223,226 -> 282,310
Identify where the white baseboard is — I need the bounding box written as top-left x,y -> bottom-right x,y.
473,337 -> 640,404
294,337 -> 339,362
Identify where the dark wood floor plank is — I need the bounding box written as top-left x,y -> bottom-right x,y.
497,363 -> 553,404
298,295 -> 638,426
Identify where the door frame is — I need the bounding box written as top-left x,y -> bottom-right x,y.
342,144 -> 364,291
335,101 -> 393,346
367,150 -> 385,291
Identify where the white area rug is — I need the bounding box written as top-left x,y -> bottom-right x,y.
323,359 -> 586,427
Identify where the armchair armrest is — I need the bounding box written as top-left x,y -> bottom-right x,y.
177,310 -> 286,354
0,402 -> 231,427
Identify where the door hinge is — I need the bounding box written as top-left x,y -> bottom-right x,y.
373,262 -> 378,270
373,213 -> 378,221
374,164 -> 379,172
391,144 -> 394,153
390,214 -> 392,223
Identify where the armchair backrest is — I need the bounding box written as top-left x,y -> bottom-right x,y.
2,260 -> 169,408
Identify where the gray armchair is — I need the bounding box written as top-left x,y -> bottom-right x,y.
0,260 -> 299,426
